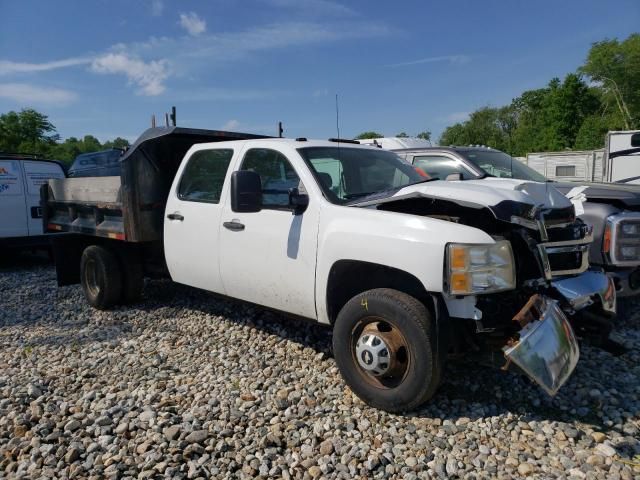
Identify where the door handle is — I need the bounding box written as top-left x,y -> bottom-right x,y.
167,212 -> 184,221
223,220 -> 245,231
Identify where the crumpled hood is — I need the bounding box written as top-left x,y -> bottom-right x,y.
354,178 -> 572,217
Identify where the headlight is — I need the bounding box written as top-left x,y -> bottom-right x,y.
604,215 -> 640,265
446,240 -> 516,295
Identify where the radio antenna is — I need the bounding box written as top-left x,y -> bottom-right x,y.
335,94 -> 340,140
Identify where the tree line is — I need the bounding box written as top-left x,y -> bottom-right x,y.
438,34 -> 639,155
0,109 -> 130,164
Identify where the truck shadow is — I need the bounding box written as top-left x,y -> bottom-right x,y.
0,249 -> 51,269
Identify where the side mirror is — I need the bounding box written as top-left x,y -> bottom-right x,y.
288,187 -> 309,214
445,173 -> 463,181
231,170 -> 262,213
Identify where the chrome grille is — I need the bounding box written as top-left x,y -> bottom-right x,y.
537,223 -> 593,280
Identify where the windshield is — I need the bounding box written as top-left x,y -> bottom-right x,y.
460,150 -> 548,182
298,147 -> 424,204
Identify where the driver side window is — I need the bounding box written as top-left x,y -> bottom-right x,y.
240,148 -> 302,209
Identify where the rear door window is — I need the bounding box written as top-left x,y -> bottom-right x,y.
178,149 -> 234,203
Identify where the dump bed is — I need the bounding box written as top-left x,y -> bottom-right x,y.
44,126 -> 269,242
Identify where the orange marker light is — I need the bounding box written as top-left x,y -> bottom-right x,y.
450,272 -> 469,293
450,247 -> 467,270
603,225 -> 611,253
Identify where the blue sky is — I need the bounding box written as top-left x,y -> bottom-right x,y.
0,0 -> 638,144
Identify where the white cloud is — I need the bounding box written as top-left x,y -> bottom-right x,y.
0,57 -> 90,75
151,0 -> 164,16
313,88 -> 329,97
387,55 -> 471,68
0,19 -> 389,98
264,0 -> 355,16
179,12 -> 206,36
222,119 -> 240,130
174,22 -> 390,62
90,52 -> 170,96
0,83 -> 77,106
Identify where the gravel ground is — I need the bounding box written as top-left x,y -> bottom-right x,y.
1,255 -> 639,479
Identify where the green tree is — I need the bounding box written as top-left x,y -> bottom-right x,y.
439,123 -> 469,146
580,34 -> 640,129
0,109 -> 59,154
439,107 -> 511,150
510,74 -> 601,155
416,131 -> 431,141
103,137 -> 130,150
354,131 -> 384,139
395,132 -> 409,138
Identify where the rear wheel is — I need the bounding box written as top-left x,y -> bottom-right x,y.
80,245 -> 123,310
332,288 -> 442,412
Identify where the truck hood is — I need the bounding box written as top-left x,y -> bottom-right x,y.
354,178 -> 573,223
551,181 -> 640,210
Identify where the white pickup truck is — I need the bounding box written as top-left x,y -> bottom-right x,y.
43,127 -> 616,412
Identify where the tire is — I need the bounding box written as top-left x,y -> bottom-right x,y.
332,288 -> 442,412
116,249 -> 144,304
80,245 -> 123,310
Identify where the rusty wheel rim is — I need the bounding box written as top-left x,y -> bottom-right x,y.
351,316 -> 410,389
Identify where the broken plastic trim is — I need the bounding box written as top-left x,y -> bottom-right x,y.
503,295 -> 579,396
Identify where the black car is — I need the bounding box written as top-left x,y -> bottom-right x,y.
393,146 -> 640,298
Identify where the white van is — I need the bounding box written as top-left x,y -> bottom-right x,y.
0,154 -> 65,247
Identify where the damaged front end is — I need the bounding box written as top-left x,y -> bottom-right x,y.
361,180 -> 618,395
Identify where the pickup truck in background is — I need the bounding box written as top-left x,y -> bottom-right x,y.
389,145 -> 640,302
0,153 -> 65,250
67,148 -> 124,177
43,127 -> 615,412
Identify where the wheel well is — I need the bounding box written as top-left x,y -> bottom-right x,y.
326,260 -> 431,324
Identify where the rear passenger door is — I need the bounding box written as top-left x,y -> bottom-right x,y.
0,159 -> 28,238
164,148 -> 235,294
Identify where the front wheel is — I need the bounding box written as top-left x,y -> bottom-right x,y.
332,288 -> 442,412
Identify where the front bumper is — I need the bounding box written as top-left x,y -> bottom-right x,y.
551,269 -> 616,313
504,296 -> 579,395
606,267 -> 640,298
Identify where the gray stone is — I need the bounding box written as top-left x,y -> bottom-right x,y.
185,430 -> 208,444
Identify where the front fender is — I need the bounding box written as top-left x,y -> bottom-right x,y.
315,205 -> 495,323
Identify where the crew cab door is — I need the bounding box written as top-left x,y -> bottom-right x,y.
219,146 -> 319,319
164,148 -> 236,294
0,159 -> 28,238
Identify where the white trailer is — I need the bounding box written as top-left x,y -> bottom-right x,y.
525,130 -> 640,184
